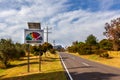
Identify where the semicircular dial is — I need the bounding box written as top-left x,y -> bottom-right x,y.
26,32 -> 42,40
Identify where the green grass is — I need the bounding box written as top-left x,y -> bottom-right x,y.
0,69 -> 4,74
0,53 -> 67,80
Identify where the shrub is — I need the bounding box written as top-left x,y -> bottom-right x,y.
99,53 -> 109,58
49,49 -> 56,54
67,46 -> 79,53
17,48 -> 25,57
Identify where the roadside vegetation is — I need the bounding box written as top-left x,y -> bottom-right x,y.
0,39 -> 66,80
68,51 -> 120,68
0,53 -> 66,80
67,35 -> 112,58
67,17 -> 120,68
0,39 -> 26,68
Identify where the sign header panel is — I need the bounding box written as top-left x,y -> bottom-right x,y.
24,29 -> 44,44
28,22 -> 41,29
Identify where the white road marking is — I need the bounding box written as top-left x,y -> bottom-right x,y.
59,54 -> 73,80
82,62 -> 90,66
71,57 -> 75,60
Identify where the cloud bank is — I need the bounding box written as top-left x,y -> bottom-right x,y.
0,0 -> 120,46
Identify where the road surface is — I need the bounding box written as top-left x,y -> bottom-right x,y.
59,52 -> 120,80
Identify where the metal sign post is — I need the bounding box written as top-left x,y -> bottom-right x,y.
39,51 -> 43,72
39,52 -> 41,72
24,22 -> 44,72
27,44 -> 30,72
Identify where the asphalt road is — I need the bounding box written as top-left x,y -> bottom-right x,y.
59,52 -> 120,80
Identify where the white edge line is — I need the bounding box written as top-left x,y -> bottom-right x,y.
59,54 -> 73,80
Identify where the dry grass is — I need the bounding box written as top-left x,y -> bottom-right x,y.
0,53 -> 67,80
69,51 -> 120,68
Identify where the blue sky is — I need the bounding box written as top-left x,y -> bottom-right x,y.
0,0 -> 120,46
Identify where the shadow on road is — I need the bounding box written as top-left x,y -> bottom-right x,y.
61,57 -> 68,59
70,72 -> 120,80
68,66 -> 94,69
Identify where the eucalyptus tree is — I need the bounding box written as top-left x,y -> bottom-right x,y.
104,18 -> 120,50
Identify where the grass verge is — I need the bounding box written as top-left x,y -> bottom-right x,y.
68,51 -> 120,68
0,53 -> 67,80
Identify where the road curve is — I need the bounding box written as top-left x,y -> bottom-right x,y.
59,52 -> 120,80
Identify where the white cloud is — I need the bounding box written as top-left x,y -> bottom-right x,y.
0,0 -> 120,46
0,0 -> 69,43
48,10 -> 120,46
0,10 -> 17,18
0,23 -> 7,30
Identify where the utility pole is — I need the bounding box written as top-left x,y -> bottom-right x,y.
44,26 -> 52,42
53,40 -> 56,46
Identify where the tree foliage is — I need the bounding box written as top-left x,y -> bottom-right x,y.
30,45 -> 43,56
68,34 -> 100,55
0,39 -> 25,68
99,39 -> 113,50
42,42 -> 53,53
67,45 -> 79,53
30,42 -> 53,56
0,39 -> 14,68
85,34 -> 98,46
77,42 -> 90,55
67,34 -> 111,58
104,18 -> 120,50
85,34 -> 99,54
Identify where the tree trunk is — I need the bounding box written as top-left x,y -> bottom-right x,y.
113,40 -> 119,51
3,57 -> 9,68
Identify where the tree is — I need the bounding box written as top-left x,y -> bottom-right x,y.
77,42 -> 88,55
42,42 -> 53,53
103,18 -> 120,50
72,41 -> 78,46
67,41 -> 81,53
67,45 -> 79,53
0,39 -> 16,68
0,39 -> 26,68
15,42 -> 25,57
85,34 -> 98,46
85,34 -> 99,54
99,39 -> 113,50
30,45 -> 43,56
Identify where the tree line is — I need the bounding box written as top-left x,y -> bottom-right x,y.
0,39 -> 55,69
67,34 -> 113,57
0,39 -> 25,68
67,17 -> 120,57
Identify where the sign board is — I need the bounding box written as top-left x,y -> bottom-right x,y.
24,29 -> 44,44
28,22 -> 41,29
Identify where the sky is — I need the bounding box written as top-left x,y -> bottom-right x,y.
0,0 -> 120,47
